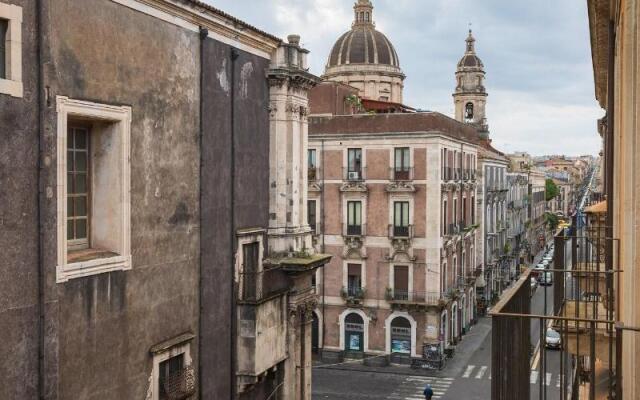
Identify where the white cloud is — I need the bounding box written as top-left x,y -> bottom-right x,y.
206,0 -> 604,156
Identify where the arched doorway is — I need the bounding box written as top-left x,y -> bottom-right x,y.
390,316 -> 412,355
344,313 -> 364,353
312,312 -> 319,354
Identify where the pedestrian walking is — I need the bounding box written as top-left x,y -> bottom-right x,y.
423,384 -> 434,400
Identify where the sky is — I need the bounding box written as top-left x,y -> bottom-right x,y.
206,0 -> 604,156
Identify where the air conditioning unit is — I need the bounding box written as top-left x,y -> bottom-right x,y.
348,171 -> 361,180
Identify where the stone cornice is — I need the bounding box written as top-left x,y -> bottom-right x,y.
123,0 -> 281,58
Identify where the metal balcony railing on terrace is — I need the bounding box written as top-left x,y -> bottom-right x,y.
388,224 -> 414,239
341,285 -> 366,300
390,167 -> 414,181
343,223 -> 366,237
488,225 -> 639,400
343,167 -> 366,181
386,289 -> 442,305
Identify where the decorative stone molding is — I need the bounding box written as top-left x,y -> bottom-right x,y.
343,236 -> 366,259
308,182 -> 323,192
386,239 -> 415,262
340,181 -> 368,193
385,181 -> 416,193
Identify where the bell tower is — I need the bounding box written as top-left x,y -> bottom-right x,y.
453,30 -> 489,137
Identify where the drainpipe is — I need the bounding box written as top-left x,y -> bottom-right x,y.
230,47 -> 239,400
321,139 -> 326,350
197,26 -> 208,399
36,0 -> 45,398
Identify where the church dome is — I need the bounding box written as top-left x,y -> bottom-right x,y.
327,26 -> 400,68
326,0 -> 401,69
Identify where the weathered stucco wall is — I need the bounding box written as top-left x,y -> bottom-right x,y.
200,37 -> 271,399
0,1 -> 39,399
40,0 -> 201,398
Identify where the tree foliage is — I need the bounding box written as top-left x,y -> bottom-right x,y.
545,178 -> 559,202
545,212 -> 559,232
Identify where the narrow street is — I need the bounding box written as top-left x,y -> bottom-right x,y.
312,248 -> 567,400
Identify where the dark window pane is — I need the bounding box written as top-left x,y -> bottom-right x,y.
0,19 -> 6,79
76,173 -> 87,193
75,129 -> 88,149
67,151 -> 74,171
67,173 -> 74,194
67,220 -> 74,240
67,197 -> 74,216
76,152 -> 87,172
76,219 -> 87,239
75,197 -> 87,216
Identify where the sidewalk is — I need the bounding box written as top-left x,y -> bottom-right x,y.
312,317 -> 492,378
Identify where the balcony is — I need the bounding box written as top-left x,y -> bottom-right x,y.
343,223 -> 366,237
341,285 -> 366,306
390,167 -> 414,181
385,289 -> 443,307
388,224 -> 414,239
308,166 -> 320,181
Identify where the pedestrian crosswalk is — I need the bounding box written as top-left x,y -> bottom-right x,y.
386,376 -> 453,400
460,365 -> 563,387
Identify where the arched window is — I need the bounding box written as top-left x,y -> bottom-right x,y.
390,316 -> 412,354
465,102 -> 474,122
344,313 -> 364,352
365,12 -> 370,21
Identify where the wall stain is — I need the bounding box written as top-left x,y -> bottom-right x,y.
169,202 -> 191,225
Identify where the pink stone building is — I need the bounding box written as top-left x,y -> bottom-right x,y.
308,112 -> 481,365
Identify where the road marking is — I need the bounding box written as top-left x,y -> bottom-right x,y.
546,373 -> 552,386
387,375 -> 453,400
475,366 -> 488,379
462,365 -> 475,378
530,370 -> 539,384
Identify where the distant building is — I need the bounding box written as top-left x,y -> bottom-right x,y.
307,1 -> 480,366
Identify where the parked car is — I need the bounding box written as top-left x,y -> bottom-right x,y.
530,277 -> 538,294
539,272 -> 553,286
545,328 -> 562,349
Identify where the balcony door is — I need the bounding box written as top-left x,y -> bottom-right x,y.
347,201 -> 362,236
393,265 -> 409,300
394,201 -> 410,237
394,147 -> 410,180
347,263 -> 362,297
347,148 -> 362,180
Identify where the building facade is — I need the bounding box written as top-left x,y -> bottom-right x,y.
0,1 -> 329,399
308,112 -> 480,365
588,0 -> 640,397
506,171 -> 530,279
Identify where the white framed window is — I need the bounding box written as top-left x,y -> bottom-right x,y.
149,334 -> 195,400
0,2 -> 22,97
235,228 -> 265,301
55,97 -> 132,282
